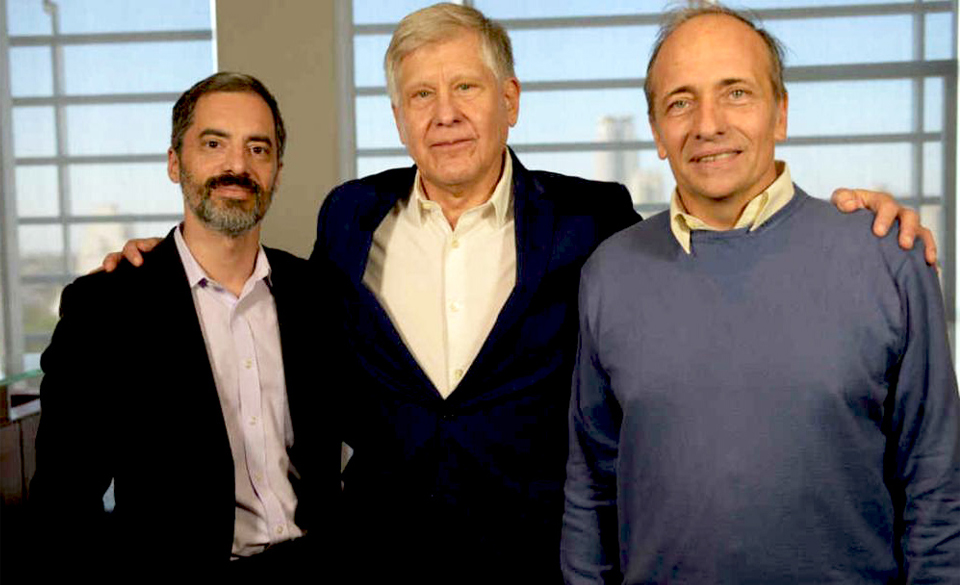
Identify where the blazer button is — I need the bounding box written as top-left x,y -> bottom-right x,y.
441,412 -> 456,421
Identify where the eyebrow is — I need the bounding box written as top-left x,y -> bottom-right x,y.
199,128 -> 273,146
661,78 -> 751,101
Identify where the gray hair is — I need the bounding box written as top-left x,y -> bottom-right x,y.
384,3 -> 515,106
644,2 -> 787,118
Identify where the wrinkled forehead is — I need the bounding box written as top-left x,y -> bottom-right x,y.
397,31 -> 496,85
652,15 -> 775,92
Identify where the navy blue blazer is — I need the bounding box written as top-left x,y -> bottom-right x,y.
312,151 -> 639,582
30,232 -> 326,573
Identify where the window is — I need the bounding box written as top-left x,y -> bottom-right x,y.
342,0 -> 958,325
0,0 -> 216,376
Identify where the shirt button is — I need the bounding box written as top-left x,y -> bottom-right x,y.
454,368 -> 464,380
249,416 -> 258,426
451,238 -> 460,249
244,359 -> 253,369
276,526 -> 285,535
254,472 -> 263,482
450,301 -> 461,313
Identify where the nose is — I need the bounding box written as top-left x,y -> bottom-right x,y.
433,87 -> 461,127
223,142 -> 249,175
694,98 -> 725,140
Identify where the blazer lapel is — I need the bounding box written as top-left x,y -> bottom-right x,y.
349,170 -> 443,400
453,151 -> 557,401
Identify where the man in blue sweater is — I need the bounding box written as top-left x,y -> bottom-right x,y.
561,4 -> 960,584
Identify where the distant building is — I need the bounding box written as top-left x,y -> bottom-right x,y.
595,115 -> 664,205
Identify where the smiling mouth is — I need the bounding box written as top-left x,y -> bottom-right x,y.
431,138 -> 473,149
692,151 -> 740,163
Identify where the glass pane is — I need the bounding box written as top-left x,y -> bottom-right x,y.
778,143 -> 913,200
742,0 -> 912,6
354,34 -> 392,88
788,80 -> 913,136
23,281 -> 63,339
511,26 -> 656,82
926,12 -> 954,60
477,0 -> 664,18
356,95 -> 404,149
65,103 -> 172,156
55,0 -> 210,34
19,225 -> 65,276
923,141 -> 943,198
919,203 -> 943,273
513,88 -> 652,144
6,0 -> 53,35
924,77 -> 944,133
9,46 -> 53,98
353,0 -> 444,24
68,163 -> 182,216
515,150 -> 672,205
12,107 -> 57,158
68,221 -> 177,274
767,16 -> 913,66
62,41 -> 214,95
15,165 -> 59,217
356,155 -> 414,178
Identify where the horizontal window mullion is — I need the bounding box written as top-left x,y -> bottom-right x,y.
10,30 -> 212,47
19,214 -> 181,225
356,61 -> 956,97
13,93 -> 180,107
16,154 -> 167,165
353,2 -> 952,34
357,132 -> 942,158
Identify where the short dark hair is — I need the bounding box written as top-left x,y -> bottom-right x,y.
171,72 -> 287,160
645,2 -> 787,119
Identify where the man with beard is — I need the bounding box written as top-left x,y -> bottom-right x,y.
30,73 -> 327,576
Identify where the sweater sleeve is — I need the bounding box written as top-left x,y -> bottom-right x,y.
887,248 -> 960,583
561,269 -> 623,584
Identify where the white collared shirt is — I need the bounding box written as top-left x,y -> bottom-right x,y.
173,226 -> 302,557
670,161 -> 795,254
363,154 -> 517,398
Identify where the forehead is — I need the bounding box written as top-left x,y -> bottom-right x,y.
397,31 -> 492,85
651,14 -> 772,91
189,91 -> 276,138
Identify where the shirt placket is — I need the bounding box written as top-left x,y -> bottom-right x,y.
232,295 -> 289,542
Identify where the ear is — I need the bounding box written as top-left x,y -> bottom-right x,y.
392,102 -> 408,146
650,115 -> 668,160
503,77 -> 521,127
167,147 -> 181,183
774,91 -> 788,142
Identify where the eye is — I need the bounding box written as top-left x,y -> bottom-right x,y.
413,89 -> 432,100
250,145 -> 269,156
667,99 -> 689,112
204,139 -> 220,148
729,88 -> 748,99
457,82 -> 474,91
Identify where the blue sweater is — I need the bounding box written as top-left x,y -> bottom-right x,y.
562,189 -> 960,584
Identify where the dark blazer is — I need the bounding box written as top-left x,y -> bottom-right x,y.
30,231 -> 324,573
312,151 -> 640,583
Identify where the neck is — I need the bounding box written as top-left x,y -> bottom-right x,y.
421,149 -> 506,229
181,216 -> 261,296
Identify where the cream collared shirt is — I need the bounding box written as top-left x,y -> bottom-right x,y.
173,227 -> 302,557
363,153 -> 516,398
670,161 -> 795,254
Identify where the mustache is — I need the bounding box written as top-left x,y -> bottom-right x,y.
204,174 -> 262,195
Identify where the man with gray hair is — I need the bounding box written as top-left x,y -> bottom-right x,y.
311,3 -> 936,582
562,5 -> 960,583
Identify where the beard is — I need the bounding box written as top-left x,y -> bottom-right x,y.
180,167 -> 274,238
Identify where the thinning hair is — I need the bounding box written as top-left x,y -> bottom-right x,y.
171,72 -> 287,160
384,2 -> 515,105
644,1 -> 787,118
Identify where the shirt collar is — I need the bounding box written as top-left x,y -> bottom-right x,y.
173,223 -> 272,291
669,161 -> 794,254
403,149 -> 514,228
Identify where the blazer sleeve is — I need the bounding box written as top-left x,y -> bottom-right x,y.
30,275 -> 119,567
